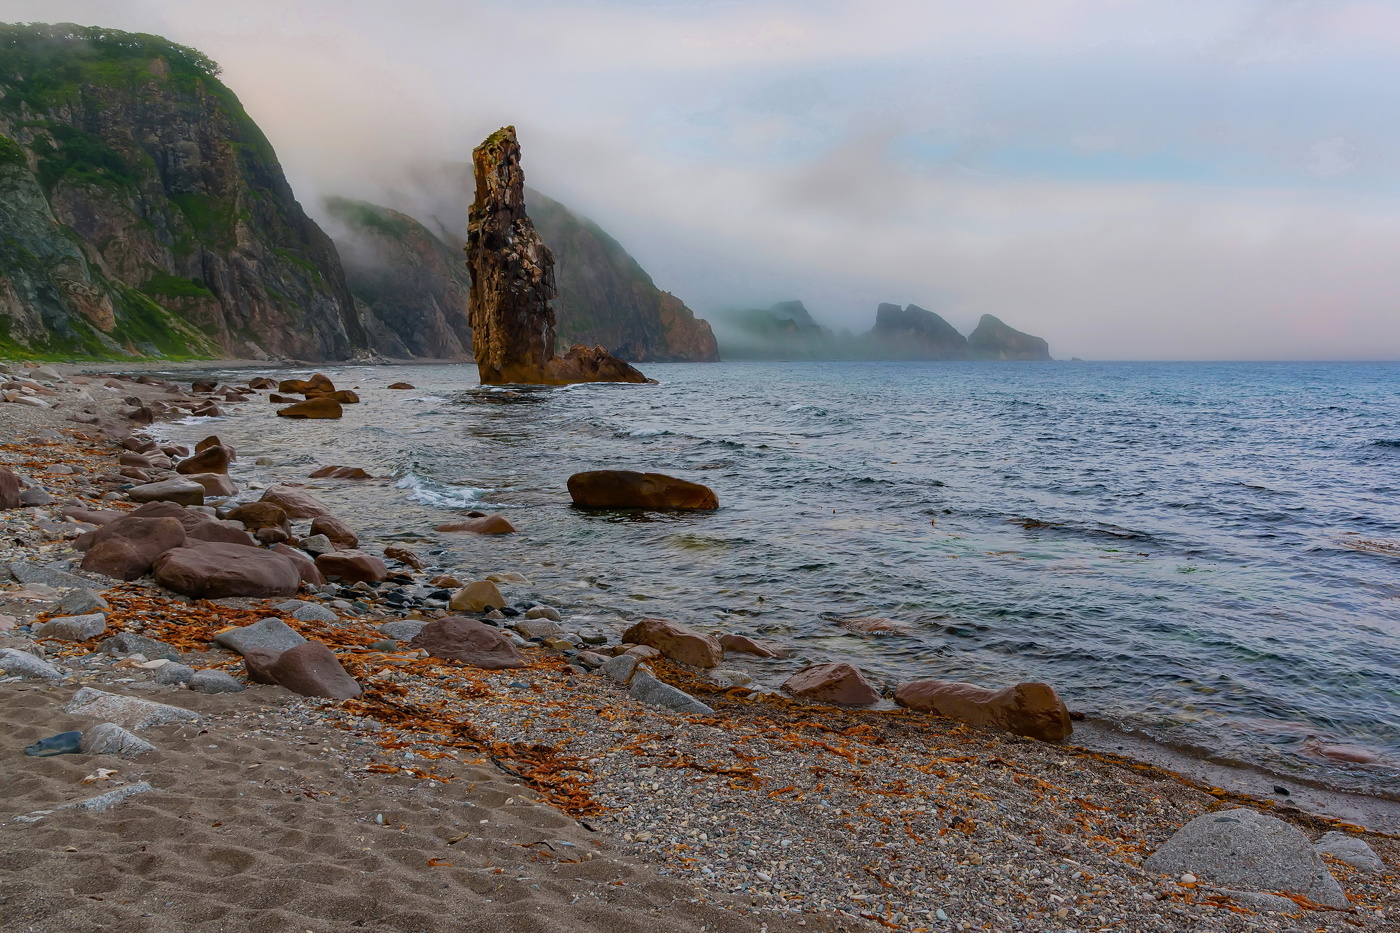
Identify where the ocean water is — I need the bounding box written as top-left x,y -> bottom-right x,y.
160,360 -> 1400,794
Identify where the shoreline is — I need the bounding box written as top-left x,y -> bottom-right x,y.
1,360 -> 1396,930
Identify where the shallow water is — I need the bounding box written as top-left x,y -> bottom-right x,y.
157,360 -> 1400,795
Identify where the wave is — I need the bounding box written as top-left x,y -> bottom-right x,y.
394,471 -> 489,510
618,427 -> 673,438
785,404 -> 829,416
1369,439 -> 1400,449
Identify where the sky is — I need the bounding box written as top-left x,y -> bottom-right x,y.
8,0 -> 1400,359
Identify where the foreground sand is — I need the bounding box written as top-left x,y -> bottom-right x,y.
0,364 -> 1396,933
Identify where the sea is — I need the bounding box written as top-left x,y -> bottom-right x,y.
156,360 -> 1400,797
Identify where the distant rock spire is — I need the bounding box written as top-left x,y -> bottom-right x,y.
465,126 -> 650,385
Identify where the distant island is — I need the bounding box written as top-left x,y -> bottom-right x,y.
717,301 -> 1052,361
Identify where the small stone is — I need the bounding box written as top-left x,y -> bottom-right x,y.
81,723 -> 157,757
188,669 -> 245,694
542,636 -> 575,651
525,605 -> 562,622
213,618 -> 306,657
628,671 -> 714,715
379,620 -> 426,641
449,580 -> 506,613
57,588 -> 109,616
514,617 -> 563,639
1315,831 -> 1385,873
100,632 -> 177,659
298,534 -> 334,556
1180,873 -> 1196,883
601,654 -> 642,685
275,600 -> 338,623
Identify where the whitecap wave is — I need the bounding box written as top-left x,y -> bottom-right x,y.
395,472 -> 488,509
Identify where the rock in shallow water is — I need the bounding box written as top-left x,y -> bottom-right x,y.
893,679 -> 1073,743
449,580 -> 506,613
567,470 -> 717,511
1143,808 -> 1347,908
621,618 -> 722,669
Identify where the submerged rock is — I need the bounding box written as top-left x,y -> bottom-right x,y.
466,126 -> 650,386
894,679 -> 1073,743
435,513 -> 517,534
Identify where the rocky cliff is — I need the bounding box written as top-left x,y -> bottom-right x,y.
969,314 -> 1051,360
868,303 -> 969,360
325,198 -> 472,360
466,126 -> 648,385
0,24 -> 365,360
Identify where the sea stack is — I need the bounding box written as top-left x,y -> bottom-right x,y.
466,126 -> 650,385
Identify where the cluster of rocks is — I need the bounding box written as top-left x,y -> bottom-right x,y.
272,372 -> 360,419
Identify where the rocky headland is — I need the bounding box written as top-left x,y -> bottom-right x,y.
465,127 -> 650,386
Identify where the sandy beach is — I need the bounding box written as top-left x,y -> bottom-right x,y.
1,363 -> 1396,933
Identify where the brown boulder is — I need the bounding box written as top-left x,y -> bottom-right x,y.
185,520 -> 257,547
264,641 -> 362,699
259,485 -> 332,519
384,545 -> 426,570
567,471 -> 718,510
62,507 -> 120,526
434,513 -> 517,534
153,542 -> 302,599
408,616 -> 524,670
309,466 -> 373,479
276,398 -> 343,419
272,543 -> 327,585
621,618 -> 723,669
248,377 -> 277,390
118,451 -> 153,468
782,662 -> 881,706
387,382 -> 415,389
315,550 -> 387,584
192,402 -> 222,417
191,380 -> 216,393
80,516 -> 187,580
279,373 -> 334,395
227,501 -> 293,540
893,680 -> 1072,742
184,472 -> 237,497
309,516 -> 358,550
326,390 -> 360,404
176,445 -> 231,475
718,634 -> 790,659
269,393 -> 297,403
449,580 -> 506,612
0,468 -> 20,510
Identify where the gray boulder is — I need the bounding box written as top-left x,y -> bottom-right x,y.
1315,831 -> 1385,873
297,534 -> 333,556
100,632 -> 179,659
58,588 -> 109,616
188,669 -> 245,694
81,722 -> 157,757
212,617 -> 306,657
0,648 -> 64,682
275,600 -> 338,623
514,617 -> 563,640
5,561 -> 92,590
1143,808 -> 1347,908
379,620 -> 426,641
601,654 -> 642,685
65,687 -> 201,730
154,662 -> 196,685
20,486 -> 55,507
33,613 -> 107,642
628,671 -> 714,715
127,478 -> 205,506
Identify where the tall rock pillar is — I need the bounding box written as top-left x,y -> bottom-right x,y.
466,127 -> 651,385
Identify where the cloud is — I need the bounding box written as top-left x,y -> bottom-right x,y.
8,0 -> 1400,358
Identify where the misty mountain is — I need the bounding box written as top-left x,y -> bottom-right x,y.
0,24 -> 369,361
716,300 -> 1051,361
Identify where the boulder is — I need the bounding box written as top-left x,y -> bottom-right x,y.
309,516 -> 358,550
153,543 -> 302,599
0,648 -> 64,681
154,662 -> 195,684
175,445 -> 231,475
80,723 -> 156,757
65,687 -> 200,730
298,534 -> 334,556
127,478 -> 205,507
408,616 -> 525,669
525,605 -> 562,621
100,632 -> 178,659
1314,831 -> 1385,873
383,545 -> 426,569
514,617 -> 563,639
276,398 -> 343,419
33,613 -> 107,642
449,580 -> 506,612
435,513 -> 517,534
271,543 -> 326,585
274,599 -> 338,623
213,617 -> 307,657
893,679 -> 1072,742
326,390 -> 360,404
718,634 -> 790,659
387,382 -> 415,389
256,641 -> 361,699
315,550 -> 387,584
379,619 -> 427,642
1144,808 -> 1347,908
184,472 -> 238,498
629,671 -> 714,715
309,465 -> 373,479
188,669 -> 245,694
601,654 -> 643,685
58,588 -> 109,615
782,662 -> 881,706
248,378 -> 277,390
259,485 -> 332,519
226,501 -> 292,541
567,470 -> 718,510
0,468 -> 23,509
278,373 -> 334,394
80,516 -> 187,580
185,519 -> 257,547
621,618 -> 723,669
